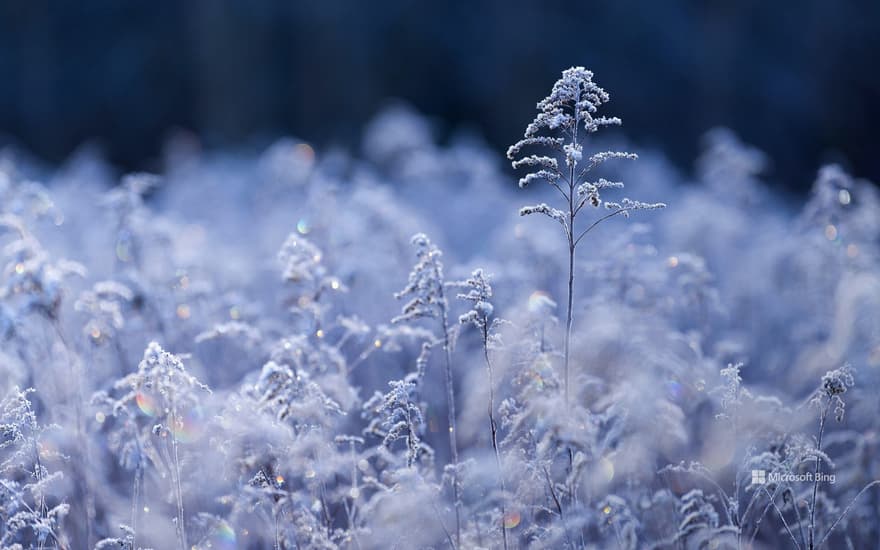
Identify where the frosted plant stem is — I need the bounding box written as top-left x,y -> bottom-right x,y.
430,495 -> 459,550
816,480 -> 880,548
482,337 -> 508,550
543,465 -> 574,549
759,486 -> 802,550
32,435 -> 46,550
432,265 -> 462,547
343,499 -> 363,550
563,125 -> 577,406
274,507 -> 280,550
749,484 -> 806,548
790,486 -> 808,549
564,240 -> 574,406
809,403 -> 830,550
52,318 -> 95,547
131,459 -> 142,550
170,411 -> 188,550
347,441 -> 364,550
320,481 -> 333,538
441,318 -> 462,548
404,406 -> 418,468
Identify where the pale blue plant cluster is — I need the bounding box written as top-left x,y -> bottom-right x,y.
0,68 -> 878,549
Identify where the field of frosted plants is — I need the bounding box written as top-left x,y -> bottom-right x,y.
0,68 -> 879,550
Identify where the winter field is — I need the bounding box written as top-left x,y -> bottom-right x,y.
1,68 -> 879,549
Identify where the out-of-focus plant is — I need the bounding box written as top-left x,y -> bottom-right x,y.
392,233 -> 464,545
456,268 -> 509,549
0,387 -> 68,548
95,342 -> 210,550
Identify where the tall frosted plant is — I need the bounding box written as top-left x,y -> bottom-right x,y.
508,66 -> 665,403
0,387 -> 69,548
457,269 -> 508,550
392,233 -> 462,546
807,366 -> 880,550
98,342 -> 211,550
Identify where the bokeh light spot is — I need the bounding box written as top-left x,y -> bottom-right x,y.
503,510 -> 521,529
135,392 -> 157,417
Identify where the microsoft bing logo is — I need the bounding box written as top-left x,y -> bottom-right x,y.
750,469 -> 835,485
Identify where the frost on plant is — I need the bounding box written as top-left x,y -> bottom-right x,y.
508,66 -> 664,403
0,388 -> 68,548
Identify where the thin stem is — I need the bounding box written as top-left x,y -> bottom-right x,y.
274,505 -> 281,550
437,280 -> 462,547
563,239 -> 574,406
430,496 -> 459,550
748,483 -> 805,548
816,480 -> 880,548
563,149 -> 576,405
789,485 -> 809,550
52,318 -> 95,546
347,342 -> 379,372
550,180 -> 571,203
404,405 -> 417,468
345,441 -> 364,550
319,481 -> 333,539
809,404 -> 829,550
31,423 -> 47,550
573,208 -> 635,247
760,486 -> 803,550
343,499 -> 363,550
169,412 -> 188,550
131,453 -> 143,550
543,465 -> 574,549
481,325 -> 508,550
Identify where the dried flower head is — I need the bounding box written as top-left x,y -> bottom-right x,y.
815,364 -> 855,422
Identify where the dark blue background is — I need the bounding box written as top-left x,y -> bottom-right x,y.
1,0 -> 877,190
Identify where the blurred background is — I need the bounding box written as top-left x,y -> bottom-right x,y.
0,0 -> 878,192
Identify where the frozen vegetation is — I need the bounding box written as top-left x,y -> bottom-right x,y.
0,68 -> 879,549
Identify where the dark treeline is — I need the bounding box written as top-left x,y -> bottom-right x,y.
1,0 -> 878,190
